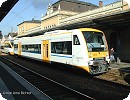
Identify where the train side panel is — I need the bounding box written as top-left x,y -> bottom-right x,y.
50,32 -> 73,65
72,29 -> 90,72
20,36 -> 42,60
14,39 -> 20,55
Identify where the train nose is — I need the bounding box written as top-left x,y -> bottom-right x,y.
88,60 -> 100,66
88,59 -> 108,74
93,60 -> 100,66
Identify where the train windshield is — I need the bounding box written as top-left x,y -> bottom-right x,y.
4,43 -> 12,48
82,31 -> 107,52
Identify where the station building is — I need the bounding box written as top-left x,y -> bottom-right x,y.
17,19 -> 41,36
18,0 -> 98,36
41,0 -> 98,30
16,0 -> 130,62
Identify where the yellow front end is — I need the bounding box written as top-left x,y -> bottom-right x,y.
79,28 -> 109,74
87,51 -> 109,74
88,52 -> 108,58
9,52 -> 14,55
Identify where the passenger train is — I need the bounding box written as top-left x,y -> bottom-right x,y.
13,28 -> 110,74
0,40 -> 14,55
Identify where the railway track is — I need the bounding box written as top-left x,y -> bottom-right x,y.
0,56 -> 95,100
0,54 -> 130,100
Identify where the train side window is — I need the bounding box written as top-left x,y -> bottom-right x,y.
38,44 -> 41,53
73,35 -> 80,45
34,44 -> 38,52
22,44 -> 41,54
14,44 -> 18,50
62,41 -> 72,55
51,41 -> 72,55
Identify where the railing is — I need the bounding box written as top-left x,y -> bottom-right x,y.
59,1 -> 127,25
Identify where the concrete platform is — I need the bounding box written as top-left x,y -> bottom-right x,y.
0,77 -> 15,100
0,61 -> 51,100
110,62 -> 130,69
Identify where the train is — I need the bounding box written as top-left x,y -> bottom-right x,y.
12,28 -> 110,75
0,40 -> 14,55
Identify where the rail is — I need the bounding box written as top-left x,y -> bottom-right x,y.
1,56 -> 95,100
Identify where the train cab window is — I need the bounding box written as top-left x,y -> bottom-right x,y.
73,35 -> 80,45
5,44 -> 11,48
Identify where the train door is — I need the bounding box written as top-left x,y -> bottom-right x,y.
18,42 -> 21,55
42,40 -> 50,62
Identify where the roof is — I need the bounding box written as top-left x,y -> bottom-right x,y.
17,19 -> 41,26
3,35 -> 8,39
8,32 -> 18,37
0,0 -> 19,22
53,0 -> 98,7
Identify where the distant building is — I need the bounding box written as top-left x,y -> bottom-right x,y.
8,32 -> 18,39
0,31 -> 2,39
17,0 -> 98,36
17,19 -> 41,36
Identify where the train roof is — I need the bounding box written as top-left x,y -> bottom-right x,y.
14,28 -> 103,40
79,28 -> 103,33
44,30 -> 72,35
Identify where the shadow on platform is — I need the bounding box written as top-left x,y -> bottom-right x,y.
119,67 -> 130,85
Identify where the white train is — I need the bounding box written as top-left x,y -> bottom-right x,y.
0,40 -> 14,54
13,28 -> 110,74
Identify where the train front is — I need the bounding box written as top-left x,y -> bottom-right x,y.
82,29 -> 110,74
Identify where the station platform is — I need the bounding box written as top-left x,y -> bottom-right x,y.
110,62 -> 130,82
0,61 -> 50,100
110,62 -> 130,69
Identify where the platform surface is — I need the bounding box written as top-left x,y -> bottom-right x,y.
0,61 -> 50,100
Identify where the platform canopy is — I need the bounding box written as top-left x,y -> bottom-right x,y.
0,0 -> 18,22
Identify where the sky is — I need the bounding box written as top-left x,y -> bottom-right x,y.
0,0 -> 120,35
